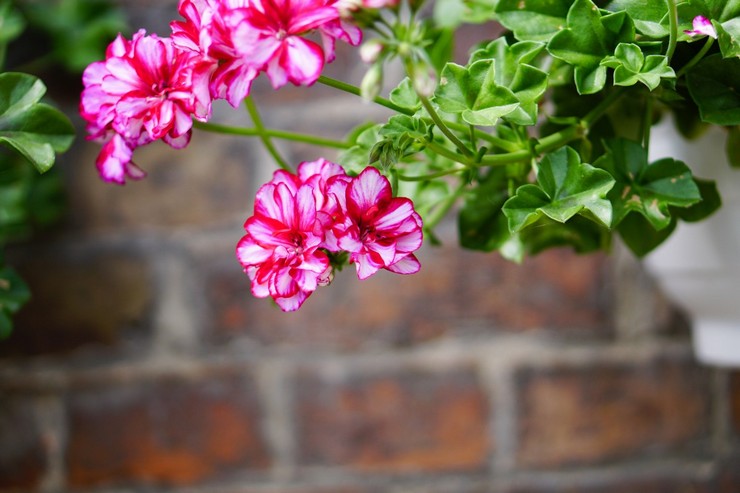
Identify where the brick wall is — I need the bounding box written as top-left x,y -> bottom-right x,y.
1,2 -> 739,492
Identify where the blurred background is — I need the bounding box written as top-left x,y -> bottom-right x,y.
0,1 -> 739,492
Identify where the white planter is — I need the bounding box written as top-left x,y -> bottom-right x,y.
645,117 -> 740,367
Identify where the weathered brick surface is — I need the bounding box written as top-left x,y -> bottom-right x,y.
515,358 -> 712,468
507,476 -> 711,493
730,371 -> 740,438
204,245 -> 612,351
65,133 -> 255,232
295,365 -> 490,472
65,370 -> 270,488
0,394 -> 47,492
0,249 -> 152,357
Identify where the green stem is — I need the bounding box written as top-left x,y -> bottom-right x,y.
666,0 -> 679,62
676,37 -> 715,78
318,75 -> 414,115
192,121 -> 351,149
642,95 -> 653,150
420,95 -> 473,158
582,87 -> 626,127
423,179 -> 467,231
245,97 -> 290,170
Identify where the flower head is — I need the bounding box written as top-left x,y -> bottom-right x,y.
334,166 -> 423,280
684,15 -> 717,39
80,29 -> 210,184
237,179 -> 332,312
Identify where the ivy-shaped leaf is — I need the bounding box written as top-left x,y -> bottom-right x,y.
547,0 -> 635,94
494,0 -> 573,42
601,43 -> 675,90
389,78 -> 421,112
434,60 -> 520,126
605,0 -> 669,37
458,167 -> 511,252
470,38 -> 549,125
503,146 -> 615,232
687,54 -> 740,125
0,73 -> 75,173
593,138 -> 702,230
716,18 -> 740,58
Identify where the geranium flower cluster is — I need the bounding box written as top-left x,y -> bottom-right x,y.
79,0 -> 361,184
236,159 -> 423,311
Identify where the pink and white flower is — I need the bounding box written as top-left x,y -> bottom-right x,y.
80,29 -> 210,184
684,15 -> 717,39
333,166 -> 423,280
237,179 -> 333,312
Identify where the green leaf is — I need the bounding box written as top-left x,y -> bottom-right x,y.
688,0 -> 740,21
673,178 -> 721,222
687,54 -> 740,125
0,73 -> 75,173
605,0 -> 669,37
494,0 -> 573,42
716,18 -> 740,59
0,1 -> 26,45
503,146 -> 615,232
20,0 -> 130,72
547,0 -> 635,94
0,264 -> 30,339
470,38 -> 549,125
618,212 -> 676,257
458,167 -> 511,252
434,60 -> 520,126
601,43 -> 675,90
593,139 -> 702,230
389,78 -> 421,111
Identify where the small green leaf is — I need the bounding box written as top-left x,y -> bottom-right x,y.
0,1 -> 26,44
605,0 -> 670,37
389,78 -> 421,111
687,54 -> 740,125
716,18 -> 740,59
503,146 -> 615,232
494,0 -> 573,42
547,0 -> 635,94
435,60 -> 520,126
594,139 -> 701,230
458,168 -> 511,252
471,38 -> 549,125
618,212 -> 676,257
601,43 -> 675,90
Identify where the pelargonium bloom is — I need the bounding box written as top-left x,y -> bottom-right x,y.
333,166 -> 423,280
80,29 -> 210,184
171,0 -> 263,107
241,0 -> 362,89
684,15 -> 717,39
236,178 -> 333,312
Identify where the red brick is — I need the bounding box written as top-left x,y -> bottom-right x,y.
0,394 -> 48,492
65,133 -> 254,232
1,249 -> 152,356
204,245 -> 612,351
730,371 -> 740,437
295,366 -> 490,472
66,370 -> 270,488
507,476 -> 711,493
515,358 -> 711,468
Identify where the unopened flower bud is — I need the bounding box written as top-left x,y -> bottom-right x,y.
360,39 -> 385,64
361,63 -> 384,101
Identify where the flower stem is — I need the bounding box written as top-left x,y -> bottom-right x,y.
666,0 -> 679,62
318,75 -> 414,115
192,121 -> 351,149
676,37 -> 715,78
245,96 -> 290,170
423,179 -> 467,231
419,95 -> 473,158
